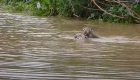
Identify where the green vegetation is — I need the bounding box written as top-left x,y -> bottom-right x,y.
102,2 -> 140,23
0,0 -> 140,23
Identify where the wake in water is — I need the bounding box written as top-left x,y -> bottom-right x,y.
91,36 -> 140,43
60,35 -> 140,43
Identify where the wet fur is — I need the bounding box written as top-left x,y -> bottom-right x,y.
83,27 -> 99,38
75,33 -> 88,39
75,27 -> 99,39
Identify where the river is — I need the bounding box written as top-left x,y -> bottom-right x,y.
0,9 -> 140,80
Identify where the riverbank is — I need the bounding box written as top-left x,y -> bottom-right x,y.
0,0 -> 140,24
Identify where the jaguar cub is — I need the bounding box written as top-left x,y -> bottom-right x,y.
83,27 -> 99,38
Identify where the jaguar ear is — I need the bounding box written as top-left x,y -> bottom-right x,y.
91,28 -> 93,31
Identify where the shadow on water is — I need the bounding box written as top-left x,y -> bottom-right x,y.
0,8 -> 140,80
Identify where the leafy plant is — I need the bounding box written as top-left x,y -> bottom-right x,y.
0,0 -> 139,23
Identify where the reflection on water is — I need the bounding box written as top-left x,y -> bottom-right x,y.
0,8 -> 140,80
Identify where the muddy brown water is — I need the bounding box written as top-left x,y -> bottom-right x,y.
0,9 -> 140,80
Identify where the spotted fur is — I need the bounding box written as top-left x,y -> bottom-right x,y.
83,27 -> 99,38
75,33 -> 87,39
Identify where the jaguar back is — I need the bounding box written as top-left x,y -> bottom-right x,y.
75,33 -> 87,39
